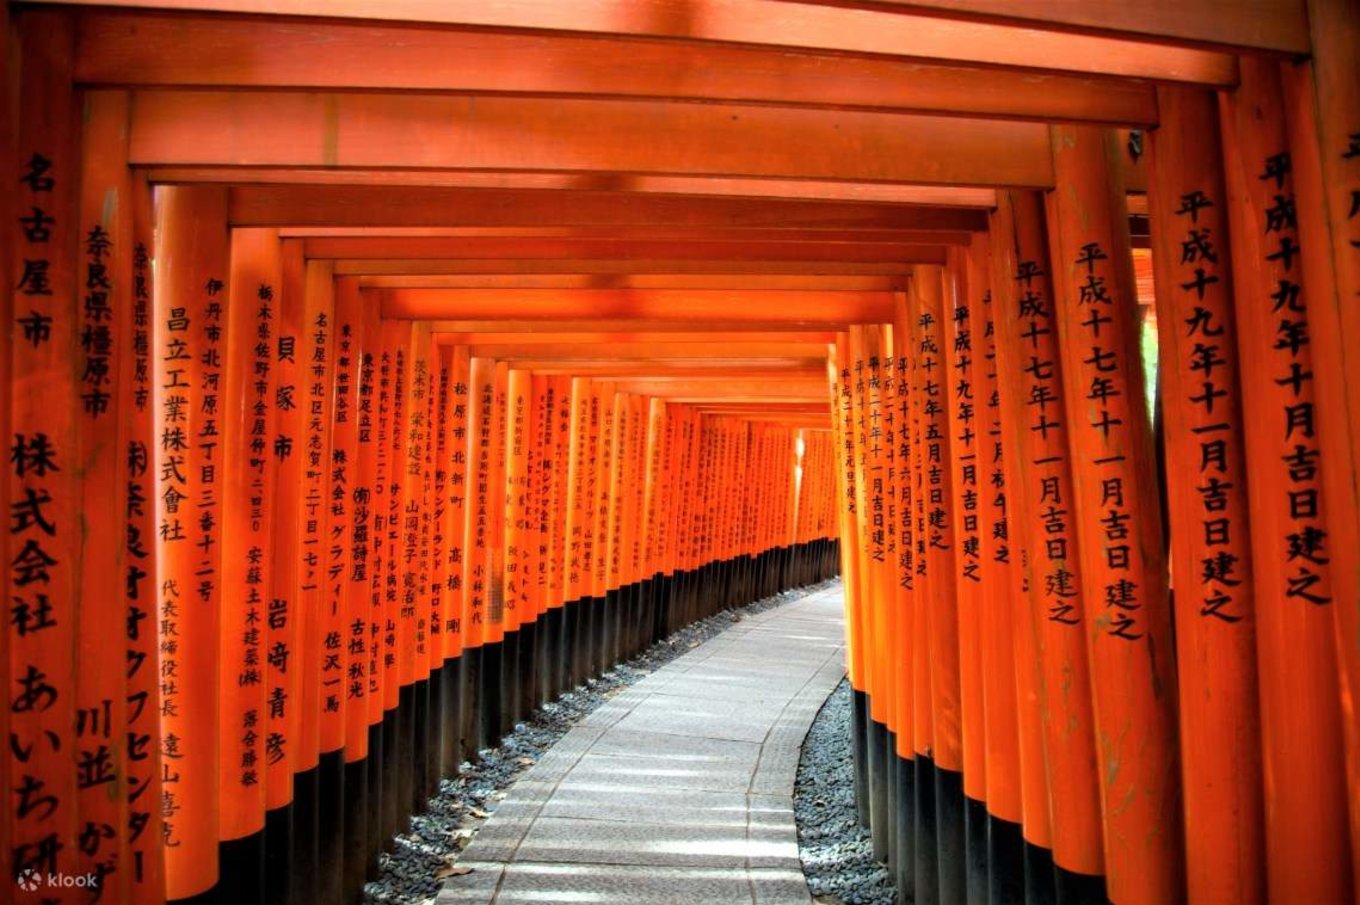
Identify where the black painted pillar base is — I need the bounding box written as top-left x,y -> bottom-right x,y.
851,688 -> 871,829
915,755 -> 940,905
460,646 -> 481,762
867,716 -> 890,861
396,683 -> 416,834
577,596 -> 593,683
410,678 -> 429,814
519,618 -> 541,718
627,580 -> 642,658
654,574 -> 671,643
633,579 -> 647,656
1023,842 -> 1058,905
643,577 -> 658,651
543,606 -> 561,701
965,795 -> 989,905
936,766 -> 966,905
895,753 -> 916,900
380,708 -> 399,842
264,799 -> 294,905
1054,863 -> 1107,905
425,665 -> 444,800
534,611 -> 551,707
565,598 -> 582,690
168,887 -> 220,905
439,658 -> 463,777
500,628 -> 521,734
612,584 -> 627,664
558,601 -> 574,693
479,640 -> 503,749
291,765 -> 319,905
886,730 -> 900,879
217,827 -> 266,905
364,720 -> 383,873
596,591 -> 614,678
987,815 -> 1025,905
342,755 -> 369,905
316,749 -> 345,905
555,604 -> 570,697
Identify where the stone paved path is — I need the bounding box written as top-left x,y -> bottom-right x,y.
438,584 -> 847,905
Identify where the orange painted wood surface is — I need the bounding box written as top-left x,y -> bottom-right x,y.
338,277 -> 376,759
44,0 -> 1237,83
126,90 -> 1056,188
1048,126 -> 1183,903
1286,0 -> 1360,869
1147,85 -> 1264,905
75,88 -> 133,903
944,249 -> 987,803
989,190 -> 1101,868
74,10 -> 1160,124
153,184 -> 230,899
1219,56 -> 1354,904
218,228 -> 281,840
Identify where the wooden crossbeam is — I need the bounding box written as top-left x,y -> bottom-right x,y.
227,188 -> 986,230
129,90 -> 1056,188
487,361 -> 828,375
425,319 -> 857,334
311,238 -> 948,263
282,227 -> 971,241
76,11 -> 1157,125
434,331 -> 840,345
794,0 -> 1307,54
42,0 -> 1239,80
151,168 -> 1001,207
464,341 -> 829,359
380,288 -> 897,323
335,260 -> 917,276
360,274 -> 906,290
577,378 -> 830,396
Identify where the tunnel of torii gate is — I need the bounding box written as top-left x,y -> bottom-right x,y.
2,1 -> 1360,904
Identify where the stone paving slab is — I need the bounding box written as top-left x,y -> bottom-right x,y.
439,585 -> 846,905
437,863 -> 813,905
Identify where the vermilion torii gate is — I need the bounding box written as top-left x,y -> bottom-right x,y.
3,2 -> 1359,904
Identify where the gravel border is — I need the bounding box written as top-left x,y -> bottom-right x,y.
364,578 -> 840,905
794,678 -> 898,905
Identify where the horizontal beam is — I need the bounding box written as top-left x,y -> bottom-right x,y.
464,342 -> 827,359
702,414 -> 831,425
37,0 -> 1236,83
613,391 -> 827,402
227,187 -> 986,231
129,90 -> 1056,188
284,227 -> 970,244
380,288 -> 896,323
77,11 -> 1158,124
152,168 -> 999,207
335,259 -> 916,276
435,331 -> 839,344
801,0 -> 1307,54
361,274 -> 905,290
285,226 -> 964,239
607,378 -> 829,398
426,319 -> 857,334
691,403 -> 830,413
311,238 -> 948,263
484,361 -> 827,375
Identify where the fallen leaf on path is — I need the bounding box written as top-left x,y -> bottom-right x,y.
435,864 -> 474,880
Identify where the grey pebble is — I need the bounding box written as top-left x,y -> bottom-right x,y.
793,678 -> 899,905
